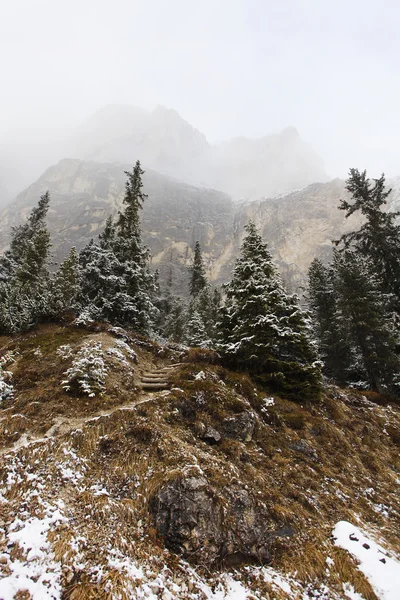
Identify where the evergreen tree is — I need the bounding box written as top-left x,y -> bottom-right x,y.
0,192 -> 52,333
218,222 -> 321,400
185,308 -> 210,348
0,192 -> 51,282
307,258 -> 353,385
163,296 -> 188,343
332,249 -> 399,394
78,224 -> 121,322
189,241 -> 207,297
79,163 -> 157,332
337,169 -> 400,310
50,247 -> 80,318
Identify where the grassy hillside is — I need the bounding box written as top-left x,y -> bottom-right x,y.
0,324 -> 399,599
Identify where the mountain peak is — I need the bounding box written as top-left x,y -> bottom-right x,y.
280,125 -> 300,140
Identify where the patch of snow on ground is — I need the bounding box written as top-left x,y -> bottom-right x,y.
343,582 -> 366,599
333,520 -> 400,600
260,566 -> 294,595
0,505 -> 68,600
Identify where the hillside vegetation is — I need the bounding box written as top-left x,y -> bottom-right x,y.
0,323 -> 399,599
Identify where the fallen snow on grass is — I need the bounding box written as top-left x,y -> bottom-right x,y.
0,504 -> 68,600
332,520 -> 400,600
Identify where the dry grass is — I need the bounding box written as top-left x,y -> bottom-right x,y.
0,323 -> 399,598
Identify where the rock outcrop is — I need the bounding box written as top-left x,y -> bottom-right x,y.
150,473 -> 293,566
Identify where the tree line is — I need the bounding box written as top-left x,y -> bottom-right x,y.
1,162 -> 398,399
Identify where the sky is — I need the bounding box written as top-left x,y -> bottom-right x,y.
1,0 -> 400,185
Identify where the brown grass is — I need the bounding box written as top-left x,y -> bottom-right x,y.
0,324 -> 399,598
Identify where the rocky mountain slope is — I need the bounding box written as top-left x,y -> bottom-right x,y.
1,159 -> 400,293
0,323 -> 399,598
0,159 -> 235,292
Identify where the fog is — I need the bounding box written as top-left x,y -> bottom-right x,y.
1,0 -> 400,202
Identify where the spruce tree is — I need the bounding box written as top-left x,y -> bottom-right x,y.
79,163 -> 157,332
218,222 -> 321,400
163,296 -> 188,343
185,309 -> 210,348
0,192 -> 52,333
50,247 -> 80,318
0,192 -> 51,283
307,258 -> 353,385
337,169 -> 400,310
78,223 -> 121,322
332,249 -> 400,394
189,241 -> 207,297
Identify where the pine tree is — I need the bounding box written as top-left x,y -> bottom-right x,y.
0,192 -> 51,283
78,226 -> 121,322
218,222 -> 321,400
189,241 -> 207,297
0,192 -> 52,333
337,169 -> 400,310
307,258 -> 353,385
185,308 -> 210,348
163,296 -> 188,343
50,247 -> 80,318
78,163 -> 157,332
332,249 -> 400,394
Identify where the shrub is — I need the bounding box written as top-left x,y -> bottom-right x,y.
62,342 -> 107,397
0,352 -> 16,402
183,348 -> 221,364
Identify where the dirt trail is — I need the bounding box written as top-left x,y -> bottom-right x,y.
0,361 -> 183,457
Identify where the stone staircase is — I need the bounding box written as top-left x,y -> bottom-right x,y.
139,363 -> 183,391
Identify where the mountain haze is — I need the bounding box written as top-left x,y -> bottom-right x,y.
71,105 -> 328,199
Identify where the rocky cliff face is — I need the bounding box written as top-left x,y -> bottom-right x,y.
1,159 -> 399,293
0,159 -> 235,292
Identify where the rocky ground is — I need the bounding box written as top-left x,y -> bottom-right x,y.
0,324 -> 399,599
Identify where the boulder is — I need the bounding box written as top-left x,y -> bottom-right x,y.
195,422 -> 221,444
222,411 -> 256,442
150,474 -> 294,565
289,439 -> 318,460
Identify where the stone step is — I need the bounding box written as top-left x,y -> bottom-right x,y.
142,372 -> 170,376
141,382 -> 170,390
141,377 -> 169,383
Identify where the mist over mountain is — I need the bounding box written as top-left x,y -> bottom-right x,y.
0,104 -> 328,208
71,104 -> 328,199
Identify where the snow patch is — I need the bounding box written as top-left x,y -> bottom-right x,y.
0,506 -> 68,600
333,520 -> 400,600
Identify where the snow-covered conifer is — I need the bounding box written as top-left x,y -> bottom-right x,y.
218,221 -> 321,400
307,258 -> 353,385
0,192 -> 52,333
50,247 -> 80,318
79,164 -> 158,332
337,169 -> 400,313
185,309 -> 210,348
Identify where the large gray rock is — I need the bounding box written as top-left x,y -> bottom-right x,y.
222,411 -> 257,442
150,475 -> 294,565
